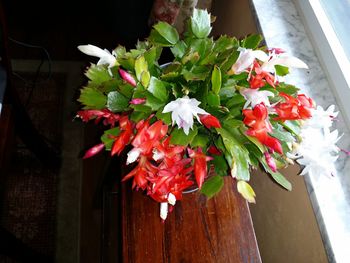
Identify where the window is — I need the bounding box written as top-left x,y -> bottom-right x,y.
294,0 -> 350,127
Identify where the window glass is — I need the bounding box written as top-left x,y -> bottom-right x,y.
319,0 -> 350,61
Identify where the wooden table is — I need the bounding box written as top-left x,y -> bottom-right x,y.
120,177 -> 261,263
80,152 -> 261,262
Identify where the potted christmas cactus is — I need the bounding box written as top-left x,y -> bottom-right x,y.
76,8 -> 341,220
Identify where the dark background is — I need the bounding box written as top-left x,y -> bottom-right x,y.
2,0 -> 154,60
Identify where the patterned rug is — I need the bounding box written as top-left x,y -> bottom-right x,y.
0,71 -> 66,261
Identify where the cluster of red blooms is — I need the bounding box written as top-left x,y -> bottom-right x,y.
77,110 -> 221,204
243,62 -> 314,161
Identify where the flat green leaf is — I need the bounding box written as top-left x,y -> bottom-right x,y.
213,35 -> 235,52
144,92 -> 164,111
217,127 -> 250,181
281,120 -> 301,137
207,92 -> 220,107
78,87 -> 107,109
149,29 -> 174,47
211,66 -> 221,94
237,181 -> 256,203
85,64 -> 111,85
212,155 -> 229,176
275,83 -> 299,95
171,41 -> 187,58
156,109 -> 172,125
170,126 -> 198,146
270,123 -> 295,143
154,21 -> 179,45
135,56 -> 148,81
261,161 -> 292,191
191,134 -> 210,148
148,77 -> 168,102
141,71 -> 150,87
130,110 -> 151,123
200,175 -> 224,199
220,50 -> 240,72
107,91 -> 129,112
101,127 -> 120,150
144,47 -> 159,69
275,65 -> 290,76
241,34 -> 263,49
182,68 -> 207,81
191,8 -> 212,38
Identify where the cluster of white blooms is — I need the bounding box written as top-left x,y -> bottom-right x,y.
288,105 -> 341,177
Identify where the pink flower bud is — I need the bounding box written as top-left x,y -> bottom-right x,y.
130,98 -> 146,105
119,68 -> 136,87
264,151 -> 277,172
83,143 -> 105,159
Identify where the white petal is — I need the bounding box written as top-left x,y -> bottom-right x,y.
252,50 -> 269,62
78,44 -> 109,58
126,148 -> 141,164
278,55 -> 309,69
160,202 -> 168,220
162,101 -> 177,113
167,193 -> 176,206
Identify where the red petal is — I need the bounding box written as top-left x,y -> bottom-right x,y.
199,114 -> 221,129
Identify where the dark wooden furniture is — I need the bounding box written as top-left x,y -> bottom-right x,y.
121,177 -> 261,263
80,152 -> 261,263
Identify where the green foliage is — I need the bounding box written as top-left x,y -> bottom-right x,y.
85,64 -> 112,86
101,127 -> 120,150
107,91 -> 129,112
200,175 -> 224,199
78,87 -> 107,109
153,22 -> 179,45
170,126 -> 198,146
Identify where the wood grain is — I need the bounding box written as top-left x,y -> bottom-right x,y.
122,177 -> 261,263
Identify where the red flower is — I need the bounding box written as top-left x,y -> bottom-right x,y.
188,147 -> 213,189
274,93 -> 314,121
77,109 -> 120,126
208,145 -> 221,155
243,103 -> 283,154
199,114 -> 221,129
249,61 -> 276,89
122,155 -> 158,190
131,119 -> 168,158
111,116 -> 133,156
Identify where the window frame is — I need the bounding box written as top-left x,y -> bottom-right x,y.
294,0 -> 350,128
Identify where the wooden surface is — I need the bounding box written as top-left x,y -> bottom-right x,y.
122,177 -> 261,263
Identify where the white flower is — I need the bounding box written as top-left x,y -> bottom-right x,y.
261,52 -> 308,74
126,148 -> 141,164
78,44 -> 116,68
287,114 -> 341,177
162,96 -> 208,135
240,88 -> 274,108
304,105 -> 338,130
230,47 -> 269,74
